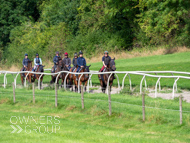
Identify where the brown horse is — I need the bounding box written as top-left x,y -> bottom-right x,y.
20,61 -> 34,86
73,65 -> 91,92
50,58 -> 64,87
68,66 -> 78,91
98,58 -> 116,93
32,65 -> 45,89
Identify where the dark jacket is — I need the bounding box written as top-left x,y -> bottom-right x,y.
53,56 -> 60,65
77,57 -> 86,67
72,58 -> 78,66
102,56 -> 111,65
22,58 -> 30,67
63,57 -> 71,66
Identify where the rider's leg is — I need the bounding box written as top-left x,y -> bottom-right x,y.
100,66 -> 105,72
99,66 -> 105,79
22,67 -> 25,77
76,67 -> 80,81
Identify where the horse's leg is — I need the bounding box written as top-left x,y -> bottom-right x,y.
21,75 -> 24,86
79,81 -> 82,93
61,79 -> 64,88
74,78 -> 78,92
84,81 -> 88,92
71,78 -> 73,91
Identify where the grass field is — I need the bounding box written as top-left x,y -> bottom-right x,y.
0,87 -> 190,143
0,52 -> 190,142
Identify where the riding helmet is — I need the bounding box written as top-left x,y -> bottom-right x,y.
79,50 -> 83,55
74,53 -> 78,57
104,51 -> 108,54
56,51 -> 59,55
36,53 -> 39,56
25,53 -> 28,56
64,52 -> 68,56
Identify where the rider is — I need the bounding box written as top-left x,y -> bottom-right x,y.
100,51 -> 111,72
62,52 -> 71,71
22,53 -> 30,76
76,51 -> 86,80
72,52 -> 78,72
22,53 -> 30,71
33,53 -> 42,72
52,51 -> 61,73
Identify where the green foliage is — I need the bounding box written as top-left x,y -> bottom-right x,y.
137,0 -> 190,45
7,21 -> 71,66
1,0 -> 190,65
0,0 -> 42,50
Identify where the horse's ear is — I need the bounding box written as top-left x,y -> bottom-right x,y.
114,57 -> 115,60
89,65 -> 91,67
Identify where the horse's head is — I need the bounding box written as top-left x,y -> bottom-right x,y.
58,58 -> 63,68
84,65 -> 91,72
27,61 -> 33,70
109,58 -> 116,71
83,65 -> 91,79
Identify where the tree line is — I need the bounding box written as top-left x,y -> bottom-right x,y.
0,0 -> 189,66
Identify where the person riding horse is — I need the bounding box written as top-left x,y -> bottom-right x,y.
22,53 -> 30,76
72,53 -> 78,72
99,51 -> 111,79
33,53 -> 42,72
76,51 -> 86,81
62,52 -> 71,71
52,51 -> 61,73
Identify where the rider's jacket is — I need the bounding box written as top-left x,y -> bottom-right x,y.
77,57 -> 86,67
53,56 -> 60,65
102,56 -> 111,66
63,57 -> 71,66
72,58 -> 78,66
22,58 -> 30,67
34,58 -> 42,66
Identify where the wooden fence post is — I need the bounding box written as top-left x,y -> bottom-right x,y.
55,84 -> 58,107
179,95 -> 182,125
32,82 -> 35,103
81,85 -> 84,109
12,82 -> 15,103
108,86 -> 112,116
142,92 -> 145,121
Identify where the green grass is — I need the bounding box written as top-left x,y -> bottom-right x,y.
0,86 -> 190,142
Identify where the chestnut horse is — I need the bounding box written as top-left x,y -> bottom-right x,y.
32,65 -> 45,89
73,65 -> 91,92
98,58 -> 116,93
20,61 -> 34,86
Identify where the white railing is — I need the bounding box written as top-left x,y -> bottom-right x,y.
1,70 -> 190,99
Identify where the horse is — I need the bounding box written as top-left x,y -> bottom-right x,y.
20,61 -> 34,86
61,65 -> 72,89
50,58 -> 64,87
31,65 -> 45,89
68,66 -> 78,91
98,58 -> 116,93
73,65 -> 91,92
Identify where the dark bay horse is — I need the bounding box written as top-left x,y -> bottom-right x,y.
20,61 -> 34,86
98,58 -> 116,93
73,65 -> 91,92
32,65 -> 45,89
50,58 -> 65,87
